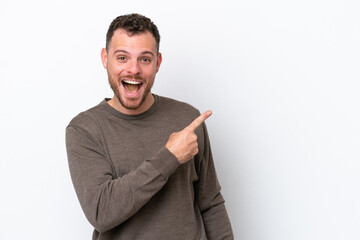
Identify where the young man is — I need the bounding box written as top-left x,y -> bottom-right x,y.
66,13 -> 233,240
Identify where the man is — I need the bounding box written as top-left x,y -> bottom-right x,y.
66,13 -> 233,240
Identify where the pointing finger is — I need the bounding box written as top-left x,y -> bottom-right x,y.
187,110 -> 212,131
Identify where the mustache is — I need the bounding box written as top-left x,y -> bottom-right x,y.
119,75 -> 144,81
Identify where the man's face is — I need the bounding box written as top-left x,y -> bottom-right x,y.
101,29 -> 162,113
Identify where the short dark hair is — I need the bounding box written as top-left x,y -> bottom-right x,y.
106,13 -> 160,52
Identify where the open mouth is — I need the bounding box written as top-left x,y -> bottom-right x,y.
122,79 -> 143,94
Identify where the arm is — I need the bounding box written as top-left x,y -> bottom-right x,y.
194,123 -> 234,239
66,124 -> 179,233
164,110 -> 233,238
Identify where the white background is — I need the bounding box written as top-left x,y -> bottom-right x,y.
1,0 -> 359,239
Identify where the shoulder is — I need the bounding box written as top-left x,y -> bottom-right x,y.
157,95 -> 200,118
66,100 -> 107,134
155,95 -> 205,135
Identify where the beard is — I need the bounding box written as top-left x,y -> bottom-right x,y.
108,74 -> 151,110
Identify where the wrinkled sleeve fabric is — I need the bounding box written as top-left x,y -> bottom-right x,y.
66,117 -> 179,233
195,123 -> 234,240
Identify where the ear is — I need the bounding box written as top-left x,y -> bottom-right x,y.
101,48 -> 108,69
156,52 -> 162,73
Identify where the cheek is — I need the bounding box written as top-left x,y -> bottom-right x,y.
146,71 -> 156,82
148,65 -> 158,77
108,65 -> 124,77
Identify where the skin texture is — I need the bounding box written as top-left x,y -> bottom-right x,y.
101,29 -> 212,164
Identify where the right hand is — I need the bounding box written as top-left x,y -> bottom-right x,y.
165,111 -> 212,164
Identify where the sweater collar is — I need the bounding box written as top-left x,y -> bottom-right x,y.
101,94 -> 160,120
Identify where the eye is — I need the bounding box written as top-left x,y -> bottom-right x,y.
117,56 -> 126,62
141,57 -> 151,63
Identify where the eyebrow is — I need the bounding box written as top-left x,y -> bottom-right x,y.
113,49 -> 155,57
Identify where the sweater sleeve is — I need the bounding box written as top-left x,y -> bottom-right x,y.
66,123 -> 179,233
194,123 -> 234,240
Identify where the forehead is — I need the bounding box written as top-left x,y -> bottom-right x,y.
108,29 -> 157,53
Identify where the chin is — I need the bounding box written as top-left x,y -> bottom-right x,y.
119,94 -> 147,110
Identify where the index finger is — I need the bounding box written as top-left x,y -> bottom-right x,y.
187,110 -> 212,131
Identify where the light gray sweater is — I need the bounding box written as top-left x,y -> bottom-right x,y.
66,95 -> 233,239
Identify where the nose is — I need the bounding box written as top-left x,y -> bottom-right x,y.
126,59 -> 141,75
